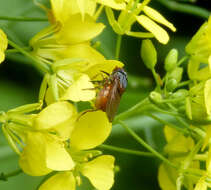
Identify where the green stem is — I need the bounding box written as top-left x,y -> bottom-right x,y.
145,113 -> 189,135
177,55 -> 189,66
177,80 -> 191,88
113,97 -> 150,123
0,16 -> 48,22
7,40 -> 51,73
0,169 -> 22,181
151,68 -> 161,90
115,35 -> 122,60
157,0 -> 210,19
118,120 -> 177,168
99,144 -> 154,157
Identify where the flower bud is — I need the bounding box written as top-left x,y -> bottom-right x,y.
149,91 -> 162,104
171,89 -> 189,99
141,39 -> 157,70
164,49 -> 178,72
166,79 -> 178,92
168,67 -> 183,83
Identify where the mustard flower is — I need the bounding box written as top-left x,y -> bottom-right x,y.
0,29 -> 8,63
194,147 -> 211,190
158,126 -> 199,190
45,58 -> 123,104
30,0 -> 105,64
105,0 -> 176,44
186,16 -> 211,64
19,101 -> 77,176
20,108 -> 115,190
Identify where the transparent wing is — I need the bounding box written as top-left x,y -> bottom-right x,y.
105,81 -> 121,122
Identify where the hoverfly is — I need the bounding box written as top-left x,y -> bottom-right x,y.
95,67 -> 127,122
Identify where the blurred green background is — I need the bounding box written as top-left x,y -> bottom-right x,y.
0,0 -> 210,189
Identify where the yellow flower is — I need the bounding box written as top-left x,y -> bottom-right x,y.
19,132 -> 75,176
194,146 -> 211,190
186,16 -> 211,64
158,126 -> 199,190
105,1 -> 176,44
45,59 -> 123,104
0,29 -> 8,64
19,101 -> 77,175
39,111 -> 115,190
30,0 -> 105,64
30,21 -> 105,64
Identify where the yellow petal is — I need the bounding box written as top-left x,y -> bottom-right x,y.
70,111 -> 112,150
136,15 -> 169,44
158,164 -> 177,190
0,52 -> 5,63
50,0 -> 96,24
194,178 -> 207,190
81,155 -> 115,190
0,29 -> 8,51
85,60 -> 124,80
164,126 -> 194,154
57,43 -> 105,66
46,136 -> 75,171
56,13 -> 105,44
205,79 -> 211,116
19,132 -> 52,176
34,101 -> 77,132
96,0 -> 126,10
39,172 -> 75,190
143,6 -> 176,32
61,74 -> 96,102
0,29 -> 8,64
77,0 -> 85,19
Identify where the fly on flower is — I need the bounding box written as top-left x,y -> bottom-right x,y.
95,67 -> 127,122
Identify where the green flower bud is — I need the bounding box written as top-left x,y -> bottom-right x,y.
166,79 -> 178,92
164,49 -> 178,72
149,91 -> 162,104
170,89 -> 189,99
141,39 -> 157,70
168,67 -> 183,83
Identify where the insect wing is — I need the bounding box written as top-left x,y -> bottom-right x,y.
105,81 -> 121,122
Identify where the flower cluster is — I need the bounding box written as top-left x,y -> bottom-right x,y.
0,0 -> 179,189
154,16 -> 211,190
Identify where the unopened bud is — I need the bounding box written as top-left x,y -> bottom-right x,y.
141,39 -> 157,70
168,67 -> 183,83
171,89 -> 188,99
166,79 -> 178,92
149,91 -> 162,104
164,49 -> 178,72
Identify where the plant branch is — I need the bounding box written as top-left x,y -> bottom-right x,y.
100,144 -> 155,157
118,120 -> 178,168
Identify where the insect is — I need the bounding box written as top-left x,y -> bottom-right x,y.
95,67 -> 127,122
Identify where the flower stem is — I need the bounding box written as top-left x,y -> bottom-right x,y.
0,16 -> 48,22
145,113 -> 189,135
7,40 -> 51,73
0,169 -> 22,181
113,97 -> 150,123
115,35 -> 122,60
118,120 -> 177,168
100,144 -> 154,157
151,68 -> 161,90
157,0 -> 210,19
